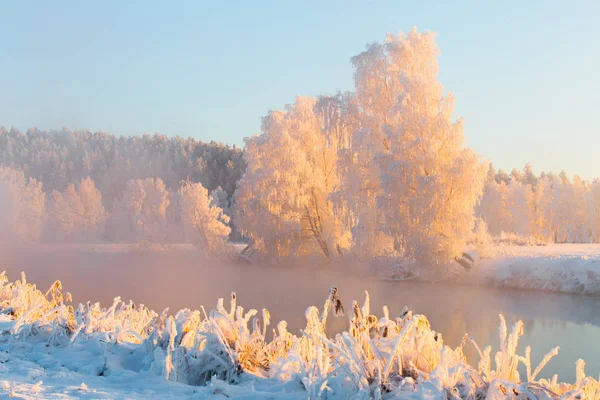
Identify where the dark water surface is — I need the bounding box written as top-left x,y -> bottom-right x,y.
3,246 -> 599,382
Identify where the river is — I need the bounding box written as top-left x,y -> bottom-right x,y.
2,246 -> 599,383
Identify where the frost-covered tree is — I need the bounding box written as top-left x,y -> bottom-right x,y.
48,177 -> 106,242
234,29 -> 489,264
0,167 -> 45,243
110,178 -> 170,243
478,180 -> 509,236
565,175 -> 588,242
479,173 -> 550,241
522,163 -> 538,188
179,181 -> 230,256
0,181 -> 11,244
504,181 -> 533,237
210,186 -> 230,216
477,168 -> 600,244
589,180 -> 600,243
313,93 -> 388,257
234,97 -> 352,261
550,174 -> 574,243
510,168 -> 523,183
528,177 -> 550,241
345,41 -> 405,257
368,29 -> 487,265
533,176 -> 554,241
77,177 -> 107,235
495,169 -> 511,185
49,185 -> 85,241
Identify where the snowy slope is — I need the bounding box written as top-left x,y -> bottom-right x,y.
470,244 -> 600,295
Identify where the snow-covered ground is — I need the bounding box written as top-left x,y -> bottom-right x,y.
469,244 -> 600,295
0,309 -> 298,399
368,244 -> 600,296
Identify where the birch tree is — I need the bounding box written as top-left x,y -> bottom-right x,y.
234,97 -> 351,261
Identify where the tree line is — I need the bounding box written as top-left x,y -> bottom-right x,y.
0,127 -> 245,208
479,164 -> 600,244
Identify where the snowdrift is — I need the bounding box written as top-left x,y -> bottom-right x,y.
0,272 -> 598,399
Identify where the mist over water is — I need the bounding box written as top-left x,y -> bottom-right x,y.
2,245 -> 599,382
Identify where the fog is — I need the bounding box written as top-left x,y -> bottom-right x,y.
2,245 -> 599,381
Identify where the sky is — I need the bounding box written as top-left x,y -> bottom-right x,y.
1,0 -> 599,179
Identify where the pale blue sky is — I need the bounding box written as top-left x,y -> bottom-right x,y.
1,1 -> 599,178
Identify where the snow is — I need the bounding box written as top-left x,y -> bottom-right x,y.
470,244 -> 600,295
0,314 -> 14,334
372,244 -> 600,296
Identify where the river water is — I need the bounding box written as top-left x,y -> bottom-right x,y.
3,246 -> 599,383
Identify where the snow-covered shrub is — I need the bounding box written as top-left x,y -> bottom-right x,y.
0,272 -> 74,341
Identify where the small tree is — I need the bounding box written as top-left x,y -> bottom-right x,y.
110,178 -> 170,243
179,181 -> 230,256
48,177 -> 106,242
77,177 -> 107,237
49,185 -> 85,241
0,167 -> 45,243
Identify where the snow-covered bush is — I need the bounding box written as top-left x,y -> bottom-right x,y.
0,272 -> 74,342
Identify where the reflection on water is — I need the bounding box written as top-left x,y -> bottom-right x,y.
2,248 -> 599,382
